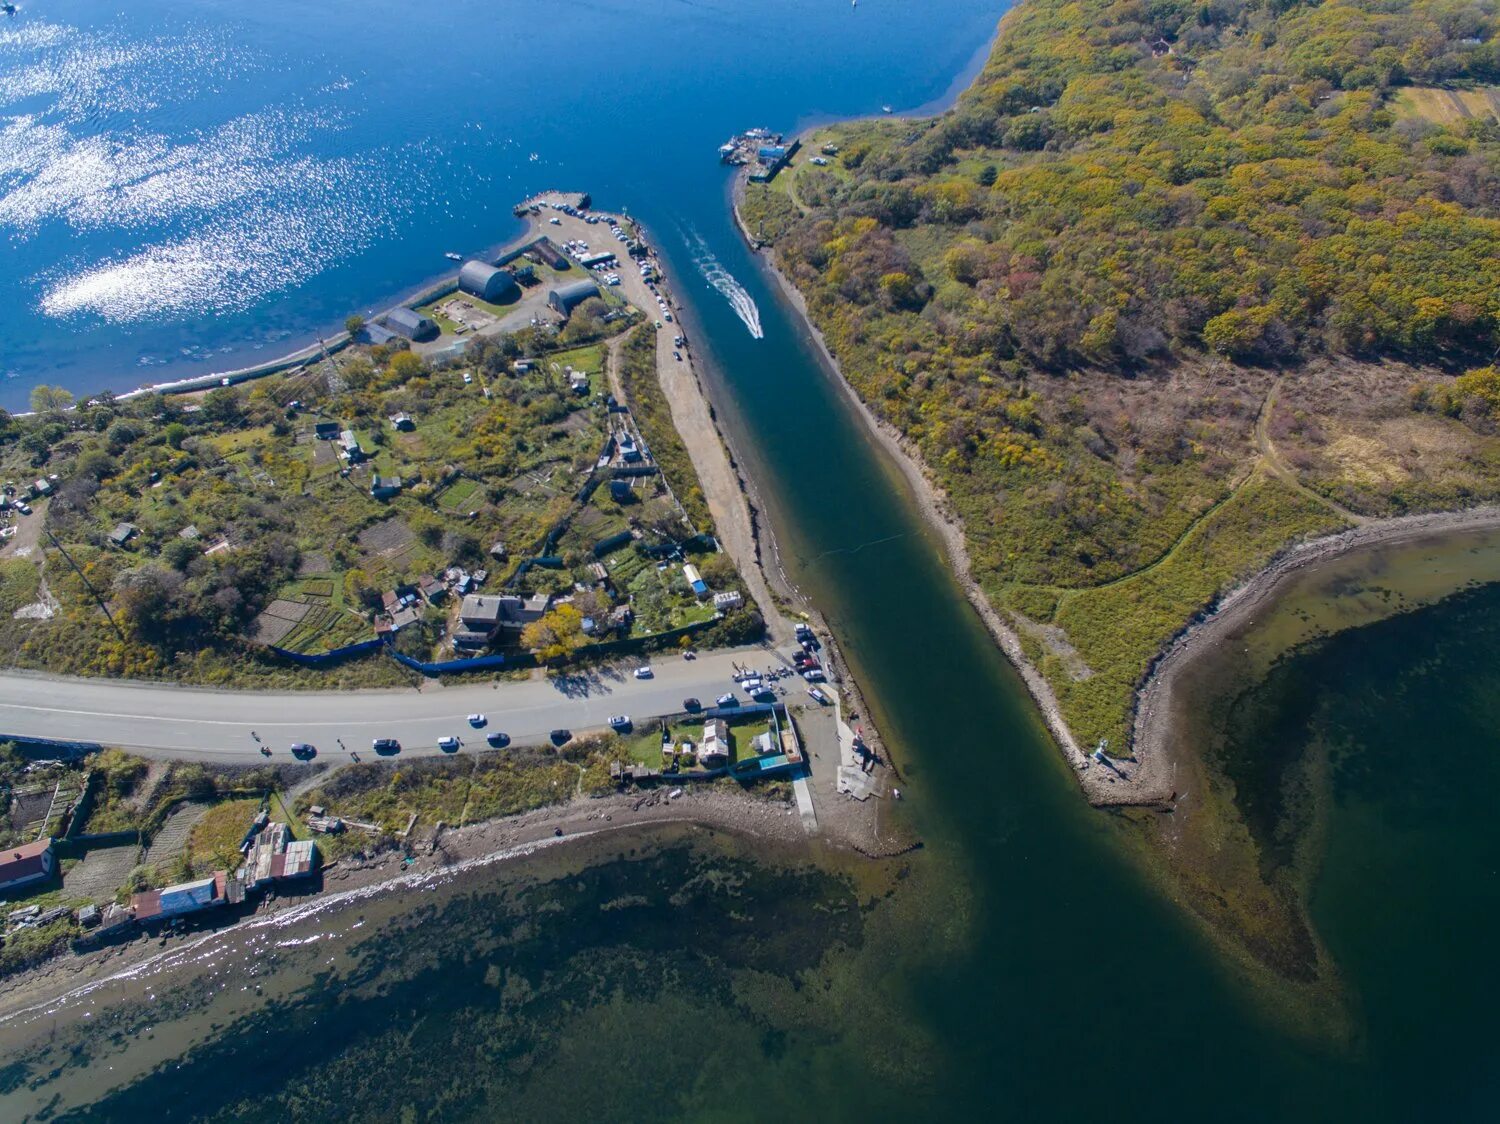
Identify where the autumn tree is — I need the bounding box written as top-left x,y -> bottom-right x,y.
521,604 -> 587,661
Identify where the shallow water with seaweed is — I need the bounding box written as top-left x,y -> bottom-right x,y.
3,1 -> 1500,1120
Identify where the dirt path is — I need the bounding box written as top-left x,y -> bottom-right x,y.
1254,378 -> 1369,525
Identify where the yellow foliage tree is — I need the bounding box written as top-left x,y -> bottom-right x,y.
521,604 -> 587,662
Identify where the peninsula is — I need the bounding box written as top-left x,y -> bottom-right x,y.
737,0 -> 1500,981
0,193 -> 899,992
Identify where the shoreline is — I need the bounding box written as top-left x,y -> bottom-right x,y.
1131,503 -> 1500,781
735,185 -> 1113,799
0,781 -> 913,1024
736,171 -> 1500,810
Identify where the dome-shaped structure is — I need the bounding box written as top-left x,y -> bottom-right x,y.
457,260 -> 520,304
547,280 -> 601,317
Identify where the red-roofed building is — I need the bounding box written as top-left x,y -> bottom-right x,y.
0,839 -> 56,892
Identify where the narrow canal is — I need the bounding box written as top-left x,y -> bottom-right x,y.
3,2 -> 1499,1118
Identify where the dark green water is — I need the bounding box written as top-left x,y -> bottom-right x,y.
5,8 -> 1500,1116
9,232 -> 1500,1119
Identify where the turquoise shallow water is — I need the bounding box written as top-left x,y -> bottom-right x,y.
2,2 -> 1499,1119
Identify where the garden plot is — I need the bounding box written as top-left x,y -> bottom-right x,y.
357,518 -> 418,561
64,844 -> 141,903
250,598 -> 311,646
143,801 -> 211,870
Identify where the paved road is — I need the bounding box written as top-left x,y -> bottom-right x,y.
0,647 -> 797,763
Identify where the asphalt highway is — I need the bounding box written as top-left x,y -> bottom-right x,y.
0,646 -> 794,762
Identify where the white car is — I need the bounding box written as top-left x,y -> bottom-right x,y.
608,714 -> 631,730
438,735 -> 461,751
462,372 -> 473,385
634,666 -> 653,679
14,502 -> 31,516
715,693 -> 739,707
549,217 -> 562,225
468,714 -> 487,727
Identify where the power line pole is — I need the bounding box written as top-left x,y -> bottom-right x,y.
43,525 -> 125,642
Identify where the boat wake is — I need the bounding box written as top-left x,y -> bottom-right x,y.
684,227 -> 763,339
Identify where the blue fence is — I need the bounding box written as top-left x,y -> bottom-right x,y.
389,650 -> 509,676
269,637 -> 385,667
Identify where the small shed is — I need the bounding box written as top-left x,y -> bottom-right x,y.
683,563 -> 709,598
370,474 -> 402,499
314,421 -> 340,439
390,412 -> 415,431
109,523 -> 138,546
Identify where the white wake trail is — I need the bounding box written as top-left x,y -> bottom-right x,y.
684,226 -> 763,339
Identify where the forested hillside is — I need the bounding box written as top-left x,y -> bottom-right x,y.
745,0 -> 1500,752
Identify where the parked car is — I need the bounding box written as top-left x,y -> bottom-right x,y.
807,687 -> 831,705
289,743 -> 316,760
486,731 -> 510,748
633,666 -> 653,679
608,715 -> 631,731
683,697 -> 702,712
802,669 -> 826,682
438,735 -> 461,752
468,713 -> 487,727
715,693 -> 738,707
550,729 -> 572,745
373,738 -> 400,755
14,502 -> 30,515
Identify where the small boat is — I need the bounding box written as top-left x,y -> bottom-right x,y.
444,251 -> 462,261
881,104 -> 893,114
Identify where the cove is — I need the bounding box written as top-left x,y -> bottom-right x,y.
2,2 -> 1499,1121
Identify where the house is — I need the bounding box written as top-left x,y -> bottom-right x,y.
370,474 -> 403,500
314,421 -> 341,440
131,871 -> 229,924
609,479 -> 633,502
31,478 -> 53,498
457,594 -> 505,645
390,412 -> 415,431
683,564 -> 709,598
713,590 -> 743,610
340,430 -> 364,461
419,575 -> 446,603
241,822 -> 319,887
108,522 -> 138,546
0,839 -> 55,892
700,719 -> 729,766
489,542 -> 508,560
568,369 -> 589,394
390,605 -> 423,630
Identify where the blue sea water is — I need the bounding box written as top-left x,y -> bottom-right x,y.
0,0 -> 1000,409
